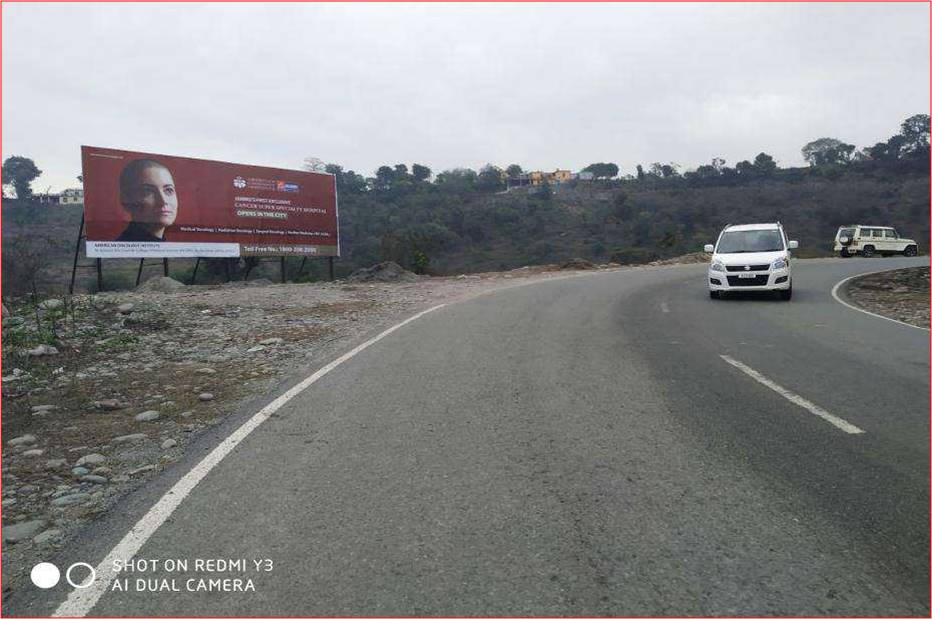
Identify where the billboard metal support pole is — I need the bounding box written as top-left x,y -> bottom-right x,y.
328,257 -> 335,282
163,258 -> 169,277
96,258 -> 103,292
69,214 -> 86,295
280,257 -> 286,284
298,257 -> 307,277
191,258 -> 201,284
135,259 -> 145,287
225,259 -> 232,282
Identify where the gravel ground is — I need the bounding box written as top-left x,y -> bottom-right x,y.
2,259 -> 658,595
843,266 -> 930,329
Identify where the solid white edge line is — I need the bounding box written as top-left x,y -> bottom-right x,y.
830,268 -> 930,332
719,355 -> 864,435
52,303 -> 448,618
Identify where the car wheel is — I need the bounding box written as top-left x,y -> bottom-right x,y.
709,290 -> 720,299
840,248 -> 851,257
861,245 -> 875,257
904,245 -> 918,257
779,286 -> 792,301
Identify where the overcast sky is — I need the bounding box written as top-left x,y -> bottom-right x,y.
3,3 -> 929,192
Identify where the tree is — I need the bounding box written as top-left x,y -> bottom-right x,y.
505,164 -> 524,179
636,164 -> 645,181
476,164 -> 506,193
2,156 -> 42,200
753,152 -> 777,177
735,160 -> 755,177
412,163 -> 432,182
341,170 -> 368,194
374,166 -> 395,191
801,138 -> 855,167
582,162 -> 619,179
302,156 -> 326,173
864,135 -> 904,162
435,168 -> 477,193
650,162 -> 680,179
900,114 -> 930,154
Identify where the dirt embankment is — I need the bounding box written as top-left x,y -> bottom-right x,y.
843,267 -> 930,328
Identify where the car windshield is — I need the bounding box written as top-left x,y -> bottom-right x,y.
717,230 -> 784,253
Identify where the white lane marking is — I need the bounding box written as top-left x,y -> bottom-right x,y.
719,355 -> 865,435
830,268 -> 930,332
53,303 -> 448,618
660,301 -> 670,313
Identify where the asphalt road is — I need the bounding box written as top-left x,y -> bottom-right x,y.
7,257 -> 929,616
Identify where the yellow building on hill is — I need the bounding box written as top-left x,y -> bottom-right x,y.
528,169 -> 572,186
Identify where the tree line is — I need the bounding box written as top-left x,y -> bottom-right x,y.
311,114 -> 929,199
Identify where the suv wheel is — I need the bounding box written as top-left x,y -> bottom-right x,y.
709,290 -> 720,299
861,245 -> 875,257
904,245 -> 918,257
840,247 -> 851,257
779,286 -> 792,301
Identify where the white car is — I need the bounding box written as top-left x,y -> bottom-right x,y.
833,225 -> 918,257
705,223 -> 798,300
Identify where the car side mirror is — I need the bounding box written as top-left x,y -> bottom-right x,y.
788,240 -> 798,249
703,244 -> 714,253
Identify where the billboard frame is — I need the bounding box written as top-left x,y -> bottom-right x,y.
70,147 -> 340,292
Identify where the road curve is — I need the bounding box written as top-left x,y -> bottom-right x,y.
7,257 -> 929,617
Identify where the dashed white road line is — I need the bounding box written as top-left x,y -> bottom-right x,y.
719,355 -> 865,435
53,303 -> 448,618
830,269 -> 930,332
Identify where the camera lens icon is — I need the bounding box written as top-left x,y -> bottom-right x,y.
31,562 -> 97,589
66,563 -> 97,589
31,563 -> 60,589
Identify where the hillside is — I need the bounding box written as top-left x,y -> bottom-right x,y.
336,170 -> 930,274
2,168 -> 928,295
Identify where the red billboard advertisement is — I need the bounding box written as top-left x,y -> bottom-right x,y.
81,146 -> 339,258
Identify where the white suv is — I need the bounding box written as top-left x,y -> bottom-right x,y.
705,223 -> 798,300
833,225 -> 918,257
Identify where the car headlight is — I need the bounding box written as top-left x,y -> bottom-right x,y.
710,261 -> 725,272
772,257 -> 787,270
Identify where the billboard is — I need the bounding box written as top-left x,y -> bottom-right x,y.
81,146 -> 339,259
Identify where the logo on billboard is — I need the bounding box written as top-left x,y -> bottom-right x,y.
233,176 -> 247,189
276,181 -> 300,193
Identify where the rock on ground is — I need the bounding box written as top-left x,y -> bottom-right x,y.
347,262 -> 419,283
3,520 -> 47,543
75,453 -> 106,467
51,493 -> 91,507
27,344 -> 59,357
7,435 -> 37,447
33,529 -> 62,545
136,276 -> 187,293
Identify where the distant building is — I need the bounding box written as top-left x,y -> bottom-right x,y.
507,174 -> 532,188
576,171 -> 595,181
506,168 -> 580,189
60,188 -> 84,205
552,169 -> 573,183
33,188 -> 82,205
36,193 -> 61,205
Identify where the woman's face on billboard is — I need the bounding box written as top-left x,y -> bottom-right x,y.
123,165 -> 178,228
